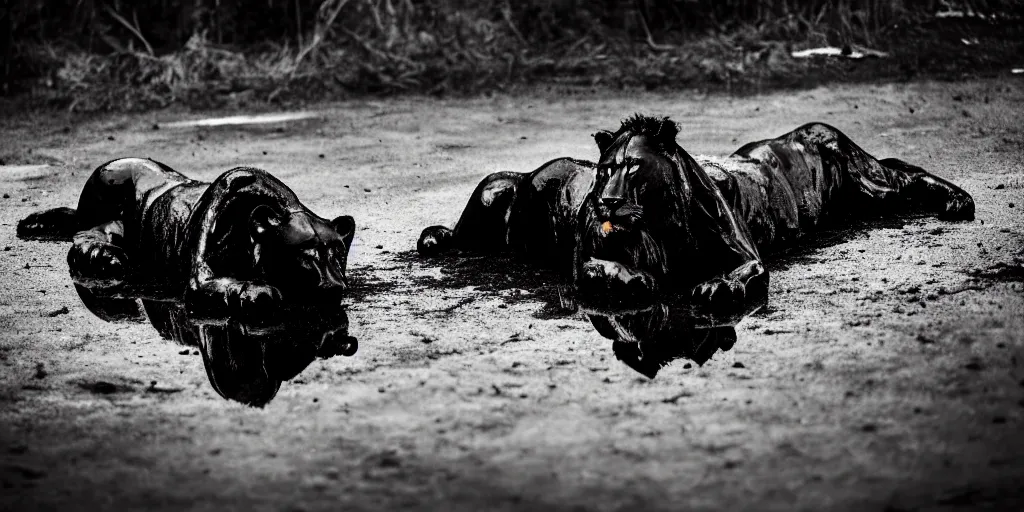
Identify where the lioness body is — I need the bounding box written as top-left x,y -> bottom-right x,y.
701,123 -> 973,251
18,158 -> 357,406
419,119 -> 974,347
19,158 -> 355,324
421,159 -> 596,272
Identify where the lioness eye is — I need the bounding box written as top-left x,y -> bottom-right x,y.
626,164 -> 639,175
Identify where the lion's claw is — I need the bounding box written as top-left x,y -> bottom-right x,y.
691,277 -> 746,314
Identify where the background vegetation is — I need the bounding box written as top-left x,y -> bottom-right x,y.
2,0 -> 1021,110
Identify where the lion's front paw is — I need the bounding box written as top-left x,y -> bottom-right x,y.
578,258 -> 656,310
691,277 -> 745,315
67,241 -> 128,286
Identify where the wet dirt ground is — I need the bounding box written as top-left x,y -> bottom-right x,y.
1,79 -> 1023,511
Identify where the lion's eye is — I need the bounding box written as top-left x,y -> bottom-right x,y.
626,164 -> 639,176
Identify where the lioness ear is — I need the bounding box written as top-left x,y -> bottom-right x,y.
250,204 -> 283,240
331,215 -> 355,248
593,130 -> 615,153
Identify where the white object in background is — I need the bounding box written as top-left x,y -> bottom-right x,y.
161,112 -> 320,128
0,164 -> 53,180
792,47 -> 859,59
791,46 -> 888,60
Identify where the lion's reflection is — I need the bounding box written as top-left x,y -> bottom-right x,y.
406,252 -> 757,377
74,285 -> 357,407
611,326 -> 737,378
586,299 -> 759,378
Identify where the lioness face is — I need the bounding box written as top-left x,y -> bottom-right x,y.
250,205 -> 355,299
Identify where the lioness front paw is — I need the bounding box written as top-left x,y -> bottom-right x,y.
188,279 -> 283,323
228,283 -> 283,323
67,241 -> 128,286
16,207 -> 79,241
417,226 -> 454,257
318,329 -> 359,358
691,277 -> 745,314
939,194 -> 976,221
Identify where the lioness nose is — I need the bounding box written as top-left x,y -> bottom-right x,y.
318,261 -> 348,292
600,197 -> 625,209
320,273 -> 347,291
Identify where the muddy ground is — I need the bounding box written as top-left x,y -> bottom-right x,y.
1,80 -> 1023,511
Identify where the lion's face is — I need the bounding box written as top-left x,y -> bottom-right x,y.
576,131 -> 678,313
592,132 -> 677,222
250,205 -> 355,300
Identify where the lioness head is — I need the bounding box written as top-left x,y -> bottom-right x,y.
250,205 -> 355,299
576,115 -> 684,313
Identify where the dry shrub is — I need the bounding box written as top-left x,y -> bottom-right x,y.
38,32 -> 300,110
6,0 -> 1023,110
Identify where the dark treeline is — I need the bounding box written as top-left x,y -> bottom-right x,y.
8,0 -> 1010,52
2,0 -> 1019,108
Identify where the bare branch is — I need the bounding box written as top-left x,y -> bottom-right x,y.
103,5 -> 154,56
500,3 -> 528,46
292,0 -> 352,78
634,1 -> 675,52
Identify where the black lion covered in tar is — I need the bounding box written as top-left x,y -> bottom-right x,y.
418,115 -> 975,360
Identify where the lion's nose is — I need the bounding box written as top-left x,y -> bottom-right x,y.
600,197 -> 625,210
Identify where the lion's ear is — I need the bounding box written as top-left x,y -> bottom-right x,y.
250,204 -> 283,240
331,215 -> 355,249
593,130 -> 615,153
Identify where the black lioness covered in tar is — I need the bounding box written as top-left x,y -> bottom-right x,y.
418,115 -> 974,348
18,158 -> 358,405
18,157 -> 356,324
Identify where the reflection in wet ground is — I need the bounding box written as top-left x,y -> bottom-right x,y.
408,214 -> 923,379
406,248 -> 762,377
613,326 -> 737,378
589,301 -> 762,378
73,284 -> 357,407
